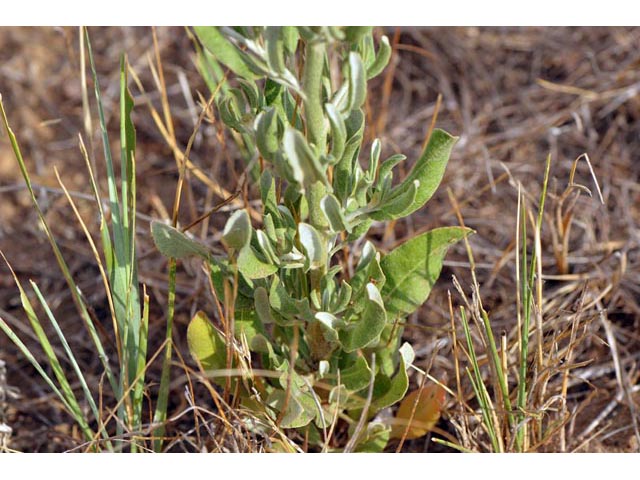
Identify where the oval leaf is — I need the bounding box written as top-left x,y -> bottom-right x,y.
381,226 -> 471,317
283,126 -> 325,187
321,193 -> 350,233
222,209 -> 252,249
237,244 -> 278,279
151,221 -> 210,259
186,311 -> 227,371
340,283 -> 387,352
298,223 -> 326,271
394,129 -> 458,218
391,383 -> 446,439
194,26 -> 258,80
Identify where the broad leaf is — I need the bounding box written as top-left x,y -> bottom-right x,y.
366,35 -> 391,79
283,127 -> 326,187
390,383 -> 446,439
392,129 -> 458,217
368,179 -> 419,221
340,283 -> 387,352
237,244 -> 278,279
340,355 -> 371,392
347,52 -> 366,111
372,356 -> 409,410
321,193 -> 350,233
194,26 -> 259,80
186,311 -> 227,371
255,108 -> 280,161
298,222 -> 326,271
381,226 -> 471,317
354,422 -> 390,453
222,209 -> 252,249
151,221 -> 209,259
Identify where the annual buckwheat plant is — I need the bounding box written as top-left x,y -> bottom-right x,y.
151,26 -> 470,452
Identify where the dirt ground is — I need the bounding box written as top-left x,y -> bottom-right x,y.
1,26 -> 639,452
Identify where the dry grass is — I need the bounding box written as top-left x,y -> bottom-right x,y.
1,26 -> 639,452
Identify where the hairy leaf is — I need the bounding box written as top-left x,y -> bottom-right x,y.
151,221 -> 209,259
340,283 -> 387,352
381,226 -> 471,317
194,26 -> 259,80
222,209 -> 252,249
392,129 -> 458,217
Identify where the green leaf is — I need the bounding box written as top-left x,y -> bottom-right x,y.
151,221 -> 210,259
372,356 -> 409,410
333,109 -> 364,202
222,209 -> 252,249
368,139 -> 382,180
264,78 -> 282,105
186,311 -> 227,371
354,422 -> 390,452
237,79 -> 261,111
347,52 -> 367,111
368,179 -> 419,221
269,279 -> 314,321
255,108 -> 280,161
331,280 -> 352,313
237,244 -> 278,279
264,26 -> 287,74
349,245 -> 386,301
321,193 -> 350,233
283,127 -> 326,187
298,223 -> 326,271
366,35 -> 391,79
266,388 -> 316,429
325,103 -> 346,162
340,283 -> 387,352
381,226 -> 471,317
344,26 -> 373,43
194,26 -> 259,80
254,286 -> 275,325
340,355 -> 371,392
282,26 -> 299,54
235,308 -> 265,346
347,218 -> 372,241
377,154 -> 406,184
392,129 -> 458,217
399,342 -> 415,366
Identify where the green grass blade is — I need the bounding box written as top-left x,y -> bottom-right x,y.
0,314 -> 73,413
460,307 -> 501,452
7,273 -> 94,442
30,282 -> 113,450
516,188 -> 530,449
479,309 -> 515,435
152,259 -> 177,452
132,289 -> 150,445
0,96 -> 118,397
85,30 -> 144,447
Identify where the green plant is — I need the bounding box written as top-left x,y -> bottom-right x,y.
152,26 -> 469,452
0,29 -> 156,452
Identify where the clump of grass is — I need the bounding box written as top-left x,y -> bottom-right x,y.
0,28 -> 167,452
436,153 -> 627,452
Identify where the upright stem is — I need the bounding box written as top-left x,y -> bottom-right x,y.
302,38 -> 327,154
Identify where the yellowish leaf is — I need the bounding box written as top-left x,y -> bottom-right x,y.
391,383 -> 446,439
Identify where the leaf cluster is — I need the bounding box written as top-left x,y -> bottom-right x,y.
153,26 -> 469,451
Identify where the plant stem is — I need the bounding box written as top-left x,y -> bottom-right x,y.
302,38 -> 327,153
